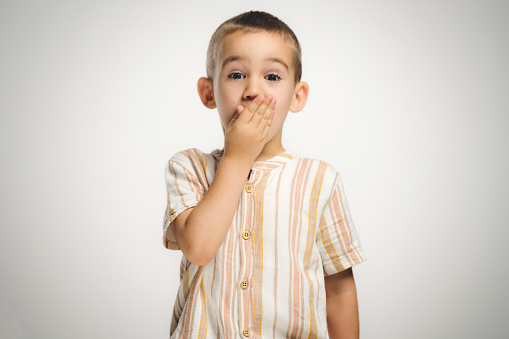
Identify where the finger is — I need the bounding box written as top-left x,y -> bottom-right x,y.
257,97 -> 276,128
226,112 -> 239,130
239,96 -> 264,123
262,109 -> 275,139
251,96 -> 272,126
227,105 -> 245,129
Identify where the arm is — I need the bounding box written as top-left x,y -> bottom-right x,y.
325,268 -> 359,339
167,96 -> 276,266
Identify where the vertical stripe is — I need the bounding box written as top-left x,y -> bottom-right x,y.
183,149 -> 207,186
314,262 -> 327,335
271,164 -> 284,338
210,255 -> 221,339
288,159 -> 311,338
330,189 -> 354,266
319,217 -> 344,272
302,162 -> 327,339
222,225 -> 235,338
286,159 -> 302,338
252,172 -> 270,336
197,280 -> 208,339
335,181 -> 364,264
182,266 -> 204,338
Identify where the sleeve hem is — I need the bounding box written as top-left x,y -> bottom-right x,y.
322,248 -> 367,276
162,203 -> 198,251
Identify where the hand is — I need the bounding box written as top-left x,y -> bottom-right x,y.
223,95 -> 276,165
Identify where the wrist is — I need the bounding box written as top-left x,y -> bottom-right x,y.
220,154 -> 253,173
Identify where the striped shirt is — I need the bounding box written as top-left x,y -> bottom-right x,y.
163,148 -> 366,339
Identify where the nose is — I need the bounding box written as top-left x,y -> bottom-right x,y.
242,77 -> 262,101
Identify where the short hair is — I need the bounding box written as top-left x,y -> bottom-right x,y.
206,11 -> 302,83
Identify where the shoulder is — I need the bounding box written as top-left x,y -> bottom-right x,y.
286,155 -> 343,198
167,148 -> 222,171
290,155 -> 341,180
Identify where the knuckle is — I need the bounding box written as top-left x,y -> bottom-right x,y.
246,106 -> 256,114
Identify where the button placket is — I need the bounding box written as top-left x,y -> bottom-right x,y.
240,170 -> 255,339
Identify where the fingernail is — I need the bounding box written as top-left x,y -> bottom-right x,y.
271,98 -> 276,105
266,95 -> 272,102
271,110 -> 275,115
257,96 -> 265,102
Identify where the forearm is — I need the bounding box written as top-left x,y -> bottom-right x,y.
171,95 -> 276,265
325,269 -> 359,339
175,155 -> 251,265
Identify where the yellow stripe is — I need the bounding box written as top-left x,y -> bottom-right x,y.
197,280 -> 207,339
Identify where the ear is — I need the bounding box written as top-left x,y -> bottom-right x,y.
197,77 -> 216,109
289,82 -> 309,113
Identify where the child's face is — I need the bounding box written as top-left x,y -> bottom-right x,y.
212,31 -> 302,142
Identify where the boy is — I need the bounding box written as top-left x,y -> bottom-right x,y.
163,11 -> 365,338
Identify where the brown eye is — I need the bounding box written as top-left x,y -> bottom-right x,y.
265,74 -> 281,81
228,72 -> 245,80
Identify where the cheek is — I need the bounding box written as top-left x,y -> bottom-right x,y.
216,88 -> 239,110
273,111 -> 287,127
274,93 -> 293,115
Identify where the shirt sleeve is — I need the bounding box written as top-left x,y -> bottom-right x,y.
162,154 -> 206,250
317,173 -> 366,276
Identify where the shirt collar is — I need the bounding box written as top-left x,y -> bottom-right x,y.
251,150 -> 296,171
213,149 -> 296,171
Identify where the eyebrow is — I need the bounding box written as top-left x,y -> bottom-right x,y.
221,56 -> 289,71
221,56 -> 244,69
264,57 -> 289,71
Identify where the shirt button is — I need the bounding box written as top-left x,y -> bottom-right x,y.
243,328 -> 250,337
245,183 -> 253,193
240,280 -> 249,290
242,231 -> 251,240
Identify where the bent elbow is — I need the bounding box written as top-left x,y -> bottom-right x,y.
181,241 -> 216,266
188,254 -> 213,267
173,218 -> 219,266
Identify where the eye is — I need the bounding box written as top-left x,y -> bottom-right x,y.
265,73 -> 281,82
228,72 -> 245,80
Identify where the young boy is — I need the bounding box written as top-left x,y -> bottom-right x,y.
163,11 -> 366,339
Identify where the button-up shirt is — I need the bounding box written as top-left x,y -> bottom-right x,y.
163,148 -> 366,338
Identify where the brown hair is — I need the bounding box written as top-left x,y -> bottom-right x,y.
206,11 -> 302,83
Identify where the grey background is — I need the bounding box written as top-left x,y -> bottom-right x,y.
1,0 -> 508,338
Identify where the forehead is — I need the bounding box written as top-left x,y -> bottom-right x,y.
217,31 -> 294,68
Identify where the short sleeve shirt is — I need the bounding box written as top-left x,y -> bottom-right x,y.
163,148 -> 366,339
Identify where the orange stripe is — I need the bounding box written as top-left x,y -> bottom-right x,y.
336,182 -> 364,264
288,159 -> 311,338
182,266 -> 204,338
272,164 -> 285,337
286,159 -> 302,338
330,187 -> 355,267
184,149 -> 207,186
296,161 -> 313,339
